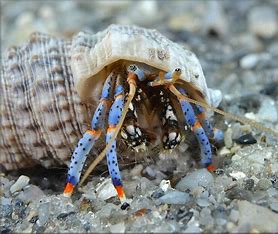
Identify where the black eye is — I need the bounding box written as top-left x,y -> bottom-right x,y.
129,64 -> 137,71
175,68 -> 181,72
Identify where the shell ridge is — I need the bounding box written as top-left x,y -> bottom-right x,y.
30,34 -> 59,162
44,36 -> 76,158
58,39 -> 85,153
1,47 -> 34,168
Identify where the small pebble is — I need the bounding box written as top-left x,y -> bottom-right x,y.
0,228 -> 12,234
237,200 -> 278,232
177,211 -> 194,224
10,175 -> 30,194
159,191 -> 190,205
211,206 -> 227,220
203,0 -> 227,37
175,169 -> 214,191
120,202 -> 130,210
130,164 -> 143,177
96,179 -> 117,201
2,205 -> 12,217
29,215 -> 39,224
196,198 -> 210,207
199,208 -> 213,226
224,128 -> 233,149
256,178 -> 272,191
57,211 -> 75,220
178,142 -> 189,153
159,180 -> 172,192
229,209 -> 239,223
192,186 -> 206,198
234,133 -> 257,145
226,222 -> 236,232
17,185 -> 45,203
244,178 -> 254,191
231,123 -> 252,140
168,14 -> 201,32
267,187 -> 278,197
240,53 -> 259,69
184,223 -> 202,233
273,182 -> 278,189
215,218 -> 227,226
226,187 -> 252,201
248,6 -> 278,39
229,171 -> 246,180
143,166 -> 156,179
270,174 -> 278,184
1,197 -> 11,206
151,189 -> 165,199
269,202 -> 278,213
260,81 -> 278,97
219,147 -> 231,156
110,222 -> 125,233
215,168 -> 225,175
37,202 -> 50,226
256,98 -> 278,122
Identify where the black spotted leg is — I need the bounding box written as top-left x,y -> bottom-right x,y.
169,85 -> 214,168
105,74 -> 127,204
105,66 -> 146,208
158,90 -> 181,150
193,104 -> 224,143
79,65 -> 143,189
63,72 -> 116,196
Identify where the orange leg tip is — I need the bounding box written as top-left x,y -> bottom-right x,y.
63,182 -> 74,197
207,164 -> 216,172
114,185 -> 126,200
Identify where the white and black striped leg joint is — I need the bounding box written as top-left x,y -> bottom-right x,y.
159,90 -> 181,150
121,98 -> 147,151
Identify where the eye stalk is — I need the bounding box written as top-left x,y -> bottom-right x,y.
127,64 -> 146,81
175,68 -> 181,73
173,68 -> 182,81
148,68 -> 182,87
128,64 -> 137,72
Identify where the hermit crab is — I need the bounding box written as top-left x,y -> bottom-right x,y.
1,24 -> 277,209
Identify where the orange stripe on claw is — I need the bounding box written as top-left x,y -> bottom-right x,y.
63,182 -> 74,196
193,121 -> 202,130
127,73 -> 137,84
115,94 -> 124,99
107,125 -> 116,133
86,129 -> 101,137
115,185 -> 125,199
100,99 -> 111,105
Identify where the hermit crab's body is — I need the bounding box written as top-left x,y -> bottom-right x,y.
1,25 -> 224,208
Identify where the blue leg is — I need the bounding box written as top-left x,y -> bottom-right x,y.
105,75 -> 128,205
64,72 -> 116,196
193,104 -> 224,143
176,88 -> 213,168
